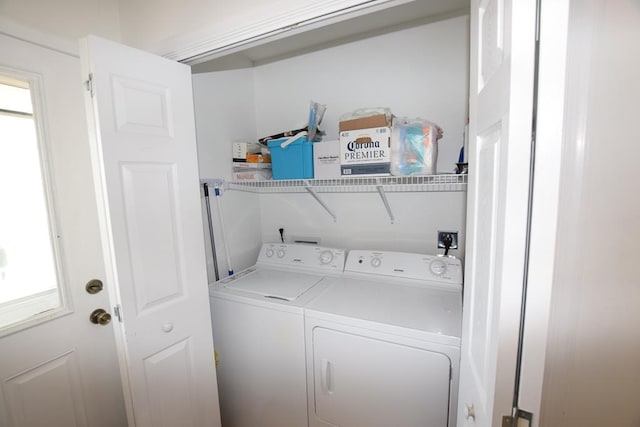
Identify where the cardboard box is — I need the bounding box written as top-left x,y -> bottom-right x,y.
339,127 -> 391,176
232,142 -> 270,163
313,140 -> 340,179
339,113 -> 391,132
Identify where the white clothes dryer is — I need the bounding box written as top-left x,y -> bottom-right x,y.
209,243 -> 345,427
304,250 -> 463,427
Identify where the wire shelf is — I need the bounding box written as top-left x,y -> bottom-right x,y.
227,174 -> 467,193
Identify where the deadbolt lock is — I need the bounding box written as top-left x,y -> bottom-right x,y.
85,279 -> 104,294
90,309 -> 111,325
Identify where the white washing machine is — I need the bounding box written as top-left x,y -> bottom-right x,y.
304,250 -> 463,427
209,243 -> 345,427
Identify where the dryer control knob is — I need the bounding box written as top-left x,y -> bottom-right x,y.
277,249 -> 286,258
266,248 -> 274,258
430,259 -> 447,276
370,257 -> 382,268
319,250 -> 333,265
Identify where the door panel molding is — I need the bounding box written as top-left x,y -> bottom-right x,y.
3,350 -> 88,427
120,162 -> 186,313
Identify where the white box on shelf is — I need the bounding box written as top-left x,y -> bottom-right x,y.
232,161 -> 272,170
232,169 -> 272,181
313,140 -> 340,179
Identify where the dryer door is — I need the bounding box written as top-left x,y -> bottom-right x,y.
310,327 -> 452,427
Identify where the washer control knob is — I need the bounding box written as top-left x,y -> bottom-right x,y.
266,248 -> 274,258
277,249 -> 286,258
430,259 -> 447,276
370,257 -> 382,268
319,250 -> 333,265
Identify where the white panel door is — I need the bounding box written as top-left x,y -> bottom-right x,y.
0,33 -> 127,427
457,0 -> 536,425
80,35 -> 221,427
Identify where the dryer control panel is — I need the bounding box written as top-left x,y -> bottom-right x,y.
345,250 -> 463,285
257,243 -> 346,272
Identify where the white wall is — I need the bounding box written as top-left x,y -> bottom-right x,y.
253,16 -> 469,173
259,192 -> 466,256
540,0 -> 640,425
0,0 -> 121,43
194,69 -> 257,179
193,69 -> 263,280
192,15 -> 469,275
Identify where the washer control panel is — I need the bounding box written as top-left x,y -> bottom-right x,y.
345,250 -> 463,285
258,243 -> 346,271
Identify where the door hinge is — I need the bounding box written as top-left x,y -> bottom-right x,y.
85,73 -> 95,98
113,304 -> 123,322
503,409 -> 533,427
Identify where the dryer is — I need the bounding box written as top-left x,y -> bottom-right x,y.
209,243 -> 345,427
304,250 -> 463,427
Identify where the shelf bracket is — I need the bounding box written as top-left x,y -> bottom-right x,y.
201,178 -> 226,192
376,183 -> 395,224
304,181 -> 337,222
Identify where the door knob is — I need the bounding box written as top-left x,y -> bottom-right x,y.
90,309 -> 112,325
85,279 -> 104,294
464,403 -> 476,421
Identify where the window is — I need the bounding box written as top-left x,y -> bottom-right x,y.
0,75 -> 64,332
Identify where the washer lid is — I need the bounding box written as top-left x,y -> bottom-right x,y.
221,268 -> 325,301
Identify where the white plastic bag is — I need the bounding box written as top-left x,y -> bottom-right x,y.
390,117 -> 443,176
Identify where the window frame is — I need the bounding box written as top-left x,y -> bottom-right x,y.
0,67 -> 73,337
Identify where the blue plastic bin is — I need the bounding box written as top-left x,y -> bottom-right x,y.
267,133 -> 314,180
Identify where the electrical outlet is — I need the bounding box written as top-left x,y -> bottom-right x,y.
437,231 -> 459,250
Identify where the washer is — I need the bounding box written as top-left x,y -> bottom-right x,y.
209,243 -> 345,427
304,250 -> 463,427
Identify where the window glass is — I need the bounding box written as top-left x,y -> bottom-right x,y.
0,83 -> 33,114
0,77 -> 62,330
